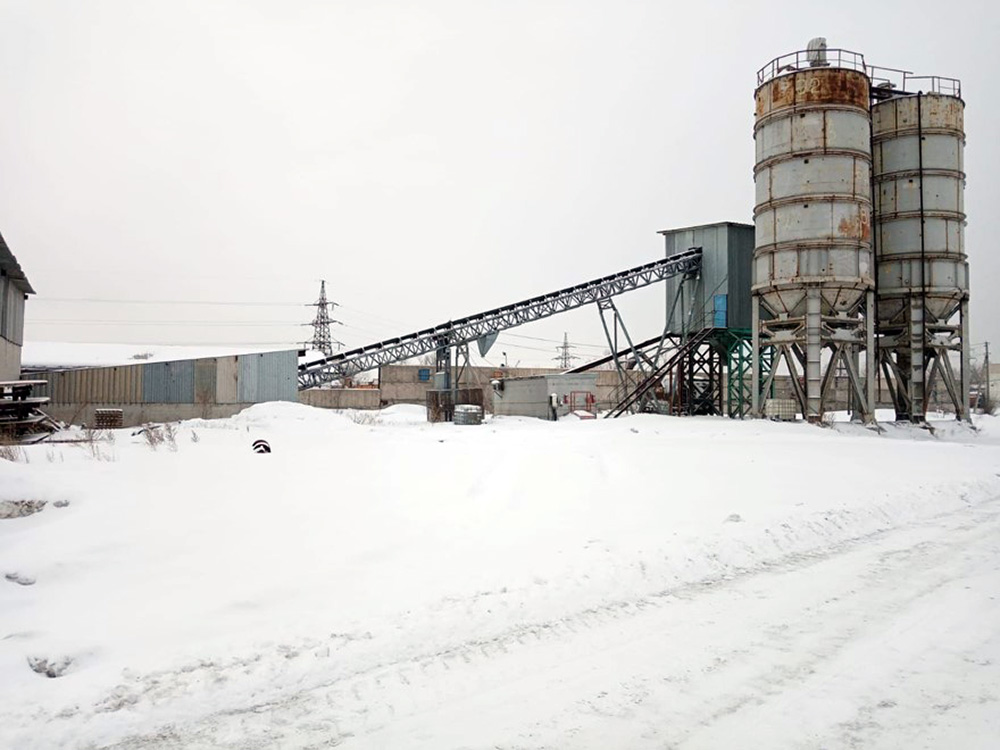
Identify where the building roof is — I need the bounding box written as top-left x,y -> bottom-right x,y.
657,221 -> 754,236
0,230 -> 34,294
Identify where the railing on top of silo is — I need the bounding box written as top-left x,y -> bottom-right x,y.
756,48 -> 867,86
867,64 -> 962,99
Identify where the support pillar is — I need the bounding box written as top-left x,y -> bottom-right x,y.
909,296 -> 926,421
960,298 -> 971,421
751,296 -> 761,416
805,288 -> 823,422
866,289 -> 877,422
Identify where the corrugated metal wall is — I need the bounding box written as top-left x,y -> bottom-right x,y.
143,360 -> 195,403
1,275 -> 25,346
726,225 -> 755,330
33,349 -> 298,405
216,356 -> 239,403
37,365 -> 144,404
661,223 -> 754,332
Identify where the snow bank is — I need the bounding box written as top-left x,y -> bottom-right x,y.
1,406 -> 998,748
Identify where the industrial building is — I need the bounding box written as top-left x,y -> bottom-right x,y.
662,223 -> 754,333
0,231 -> 32,381
0,40 -> 968,430
492,373 -> 599,420
751,42 -> 969,423
291,40 -> 973,425
30,350 -> 298,427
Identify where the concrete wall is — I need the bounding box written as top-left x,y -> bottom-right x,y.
300,388 -> 381,410
0,336 -> 19,381
44,402 -> 254,428
379,364 -> 565,410
381,364 -> 642,414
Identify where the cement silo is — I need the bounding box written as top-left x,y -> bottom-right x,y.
871,76 -> 969,421
751,44 -> 876,422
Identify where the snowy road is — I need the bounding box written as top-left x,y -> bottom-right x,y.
96,495 -> 1000,750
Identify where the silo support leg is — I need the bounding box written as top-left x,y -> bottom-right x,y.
909,297 -> 926,421
842,350 -> 872,424
937,353 -> 963,419
783,347 -> 808,417
751,300 -> 761,416
866,289 -> 876,421
960,299 -> 971,421
805,289 -> 823,421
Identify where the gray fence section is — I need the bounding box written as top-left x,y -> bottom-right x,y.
33,350 -> 298,405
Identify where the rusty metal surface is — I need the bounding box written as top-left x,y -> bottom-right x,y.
753,67 -> 874,319
756,68 -> 870,120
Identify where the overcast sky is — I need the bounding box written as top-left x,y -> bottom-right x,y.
1,0 -> 996,368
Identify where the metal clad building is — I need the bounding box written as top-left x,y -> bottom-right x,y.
32,350 -> 298,426
216,356 -> 240,403
660,222 -> 754,332
0,231 -> 34,381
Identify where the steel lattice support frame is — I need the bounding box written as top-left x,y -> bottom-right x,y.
719,328 -> 758,419
299,249 -> 703,388
878,300 -> 970,422
751,290 -> 876,423
603,328 -> 767,420
667,336 -> 723,416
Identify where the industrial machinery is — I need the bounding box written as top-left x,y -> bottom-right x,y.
301,39 -> 971,425
299,249 -> 703,391
750,40 -> 971,422
869,69 -> 969,421
751,44 -> 877,423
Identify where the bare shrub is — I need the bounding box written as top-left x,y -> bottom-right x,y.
0,444 -> 26,463
348,410 -> 380,426
163,423 -> 178,452
77,427 -> 115,461
141,425 -> 165,451
190,430 -> 200,443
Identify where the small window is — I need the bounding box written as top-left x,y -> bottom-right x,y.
418,368 -> 431,382
713,294 -> 728,328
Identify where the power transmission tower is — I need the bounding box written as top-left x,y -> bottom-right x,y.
554,332 -> 579,369
308,280 -> 342,357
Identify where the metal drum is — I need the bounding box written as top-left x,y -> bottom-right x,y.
753,64 -> 874,318
453,404 -> 483,425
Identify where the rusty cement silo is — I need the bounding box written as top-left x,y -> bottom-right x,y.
870,74 -> 969,421
751,43 -> 876,422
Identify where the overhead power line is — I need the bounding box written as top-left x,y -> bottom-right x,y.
27,320 -> 306,327
34,297 -> 305,307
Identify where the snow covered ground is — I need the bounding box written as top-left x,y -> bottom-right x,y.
2,405 -> 999,749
